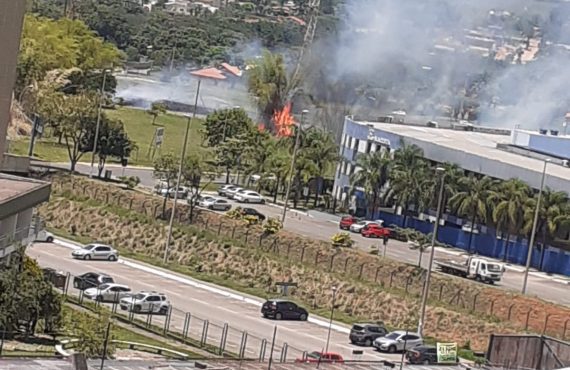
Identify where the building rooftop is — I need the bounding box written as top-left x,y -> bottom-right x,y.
0,173 -> 51,219
358,119 -> 570,191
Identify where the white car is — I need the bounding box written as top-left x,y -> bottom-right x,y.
373,331 -> 423,353
218,184 -> 236,196
225,187 -> 244,199
119,291 -> 170,314
71,243 -> 119,261
197,195 -> 216,207
202,198 -> 232,211
349,220 -> 384,233
234,190 -> 265,204
159,186 -> 188,199
35,230 -> 54,243
84,283 -> 132,302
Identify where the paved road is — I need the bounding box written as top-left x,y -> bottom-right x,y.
35,162 -> 570,305
28,243 -> 404,364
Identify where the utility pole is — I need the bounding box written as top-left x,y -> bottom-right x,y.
417,167 -> 445,336
281,109 -> 308,224
100,321 -> 112,370
324,286 -> 337,353
89,69 -> 108,178
163,79 -> 202,264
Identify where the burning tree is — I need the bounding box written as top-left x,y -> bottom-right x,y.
272,103 -> 296,137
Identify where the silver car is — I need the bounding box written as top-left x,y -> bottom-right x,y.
373,331 -> 423,353
71,243 -> 119,261
83,283 -> 132,302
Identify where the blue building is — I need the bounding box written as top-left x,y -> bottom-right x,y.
332,116 -> 570,275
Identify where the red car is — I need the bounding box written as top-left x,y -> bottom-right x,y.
361,224 -> 390,238
296,351 -> 344,364
339,215 -> 358,230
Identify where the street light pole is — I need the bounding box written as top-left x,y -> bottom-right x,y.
281,109 -> 308,224
163,79 -> 202,264
522,159 -> 550,294
89,69 -> 108,178
324,286 -> 337,353
417,167 -> 445,337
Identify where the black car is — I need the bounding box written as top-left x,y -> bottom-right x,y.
406,345 -> 450,365
73,272 -> 114,291
261,299 -> 308,321
349,323 -> 388,346
241,207 -> 266,221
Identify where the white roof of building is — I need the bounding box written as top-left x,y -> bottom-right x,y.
362,121 -> 570,192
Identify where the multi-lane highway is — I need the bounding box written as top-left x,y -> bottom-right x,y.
28,242 -> 404,363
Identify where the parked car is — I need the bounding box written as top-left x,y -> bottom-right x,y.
349,220 -> 384,233
234,190 -> 265,204
361,224 -> 391,238
160,186 -> 188,199
241,208 -> 266,221
339,215 -> 359,230
349,323 -> 388,346
202,198 -> 232,211
71,243 -> 119,261
83,283 -> 132,302
73,272 -> 114,291
197,195 -> 216,207
407,345 -> 452,365
261,299 -> 308,321
35,230 -> 54,243
119,291 -> 171,314
225,187 -> 244,199
218,184 -> 236,197
296,352 -> 344,364
373,331 -> 423,353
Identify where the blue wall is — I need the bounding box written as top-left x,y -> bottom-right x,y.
375,210 -> 570,276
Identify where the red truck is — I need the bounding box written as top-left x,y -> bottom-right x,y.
339,215 -> 359,230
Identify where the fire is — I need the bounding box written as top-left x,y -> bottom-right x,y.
273,103 -> 296,137
257,123 -> 266,132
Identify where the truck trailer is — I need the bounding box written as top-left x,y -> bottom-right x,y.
434,256 -> 504,284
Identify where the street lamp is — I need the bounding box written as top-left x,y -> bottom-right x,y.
281,109 -> 308,224
324,285 -> 337,354
89,68 -> 110,178
163,79 -> 203,264
522,159 -> 550,294
417,167 -> 445,337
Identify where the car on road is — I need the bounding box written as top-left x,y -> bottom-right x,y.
349,323 -> 388,346
35,230 -> 54,243
339,215 -> 359,230
218,184 -> 236,197
73,272 -> 115,291
225,187 -> 244,199
234,190 -> 265,204
296,351 -> 344,364
349,220 -> 384,233
160,186 -> 188,199
406,345 -> 452,365
373,331 -> 423,353
197,195 -> 216,207
202,198 -> 232,211
83,283 -> 132,302
240,207 -> 266,221
71,243 -> 119,261
119,291 -> 171,314
261,299 -> 308,321
361,224 -> 391,238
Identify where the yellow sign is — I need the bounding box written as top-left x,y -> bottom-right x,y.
437,342 -> 457,363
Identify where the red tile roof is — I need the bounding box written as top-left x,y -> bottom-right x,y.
190,67 -> 227,80
221,63 -> 242,77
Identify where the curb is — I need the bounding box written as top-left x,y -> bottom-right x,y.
52,238 -> 350,334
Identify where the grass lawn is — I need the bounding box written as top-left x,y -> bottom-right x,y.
8,107 -> 207,167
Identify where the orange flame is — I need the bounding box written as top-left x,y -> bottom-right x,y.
257,123 -> 266,132
273,103 -> 296,137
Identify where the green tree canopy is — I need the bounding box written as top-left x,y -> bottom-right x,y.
203,107 -> 254,147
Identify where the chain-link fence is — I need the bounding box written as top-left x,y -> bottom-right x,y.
44,269 -> 307,362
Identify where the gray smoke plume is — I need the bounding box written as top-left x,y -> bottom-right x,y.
312,0 -> 570,131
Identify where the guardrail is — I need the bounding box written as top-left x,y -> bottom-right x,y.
56,338 -> 190,360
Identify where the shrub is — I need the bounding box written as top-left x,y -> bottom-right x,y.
226,207 -> 244,220
262,217 -> 283,235
331,232 -> 354,248
244,215 -> 260,226
118,176 -> 140,190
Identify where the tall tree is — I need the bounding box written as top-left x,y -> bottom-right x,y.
92,120 -> 135,177
153,153 -> 179,217
181,154 -> 219,221
247,50 -> 288,130
450,175 -> 496,253
305,129 -> 339,207
148,102 -> 167,126
491,179 -> 531,261
350,150 -> 391,217
203,107 -> 254,147
523,188 -> 569,269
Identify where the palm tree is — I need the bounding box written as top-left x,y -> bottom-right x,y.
449,175 -> 495,253
304,129 -> 339,207
247,50 -> 288,130
350,150 -> 391,217
523,188 -> 569,269
491,179 -> 531,261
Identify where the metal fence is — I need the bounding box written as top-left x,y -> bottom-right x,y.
45,270 -> 307,362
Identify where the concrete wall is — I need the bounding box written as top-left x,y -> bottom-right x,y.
0,1 -> 27,163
